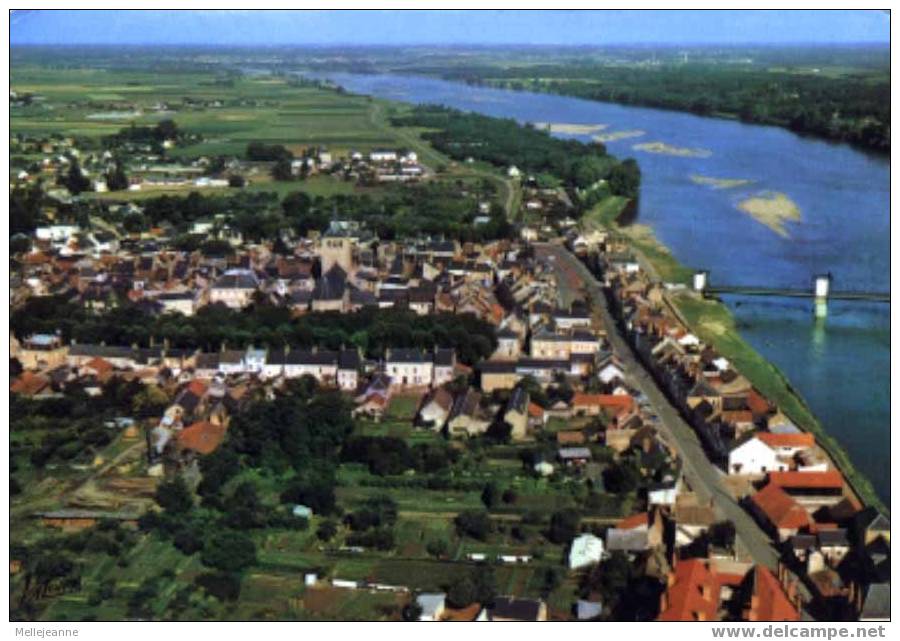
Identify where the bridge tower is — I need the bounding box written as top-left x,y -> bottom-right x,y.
692,270 -> 709,294
813,273 -> 831,318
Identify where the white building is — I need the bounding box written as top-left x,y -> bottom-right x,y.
385,348 -> 434,388
416,593 -> 446,621
727,435 -> 787,476
568,533 -> 605,570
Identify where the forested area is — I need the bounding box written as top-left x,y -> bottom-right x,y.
391,106 -> 641,198
430,63 -> 890,152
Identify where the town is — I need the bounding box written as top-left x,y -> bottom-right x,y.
9,38 -> 889,624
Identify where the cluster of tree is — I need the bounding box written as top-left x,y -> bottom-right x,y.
283,182 -> 512,242
437,63 -> 890,153
245,142 -> 293,162
12,520 -> 143,617
454,509 -> 493,541
340,436 -> 459,476
392,105 -> 641,197
10,393 -> 119,470
578,551 -> 664,620
104,119 -> 184,151
11,299 -> 497,366
10,183 -> 47,237
445,564 -> 497,609
342,496 -> 398,551
104,179 -> 510,242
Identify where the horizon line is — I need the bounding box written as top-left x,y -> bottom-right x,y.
10,41 -> 890,48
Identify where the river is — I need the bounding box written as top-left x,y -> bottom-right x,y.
314,72 -> 891,503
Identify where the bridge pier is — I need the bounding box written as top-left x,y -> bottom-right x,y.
813,274 -> 831,319
692,270 -> 709,294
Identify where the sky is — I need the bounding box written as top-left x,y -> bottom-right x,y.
10,9 -> 890,46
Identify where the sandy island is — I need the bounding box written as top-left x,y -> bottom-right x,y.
593,129 -> 646,143
690,174 -> 753,190
633,141 -> 712,158
534,122 -> 608,135
736,191 -> 801,238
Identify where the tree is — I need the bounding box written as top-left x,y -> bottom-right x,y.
484,419 -> 512,444
540,567 -> 562,598
63,161 -> 91,195
454,510 -> 493,541
200,531 -> 256,572
481,482 -> 499,509
228,174 -> 246,188
402,600 -> 423,621
198,447 -> 240,499
602,458 -> 641,495
155,119 -> 179,142
316,519 -> 338,542
154,477 -> 193,515
106,163 -> 129,191
173,525 -> 204,555
501,488 -> 518,505
195,572 -> 242,602
272,159 -> 294,181
132,385 -> 169,417
446,576 -> 477,608
426,538 -> 449,559
471,564 -> 497,606
280,476 -> 336,515
548,508 -> 581,545
607,159 -> 641,199
224,481 -> 265,530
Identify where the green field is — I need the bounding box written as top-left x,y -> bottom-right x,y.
11,68 -> 402,155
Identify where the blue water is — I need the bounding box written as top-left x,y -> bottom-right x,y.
316,73 -> 891,503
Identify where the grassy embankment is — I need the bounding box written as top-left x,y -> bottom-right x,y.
581,195 -> 692,284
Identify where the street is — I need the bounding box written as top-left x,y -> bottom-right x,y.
536,243 -> 781,570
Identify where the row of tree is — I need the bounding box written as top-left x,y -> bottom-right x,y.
12,299 -> 498,366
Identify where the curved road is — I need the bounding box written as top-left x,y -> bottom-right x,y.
536,242 -> 781,571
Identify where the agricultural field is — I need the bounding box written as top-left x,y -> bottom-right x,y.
11,67 -> 397,154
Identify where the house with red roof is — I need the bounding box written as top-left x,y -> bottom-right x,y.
82,356 -> 114,381
743,566 -> 801,621
658,559 -> 722,621
10,371 -> 52,397
768,470 -> 845,509
571,392 -> 635,418
749,483 -> 811,541
176,420 -> 227,455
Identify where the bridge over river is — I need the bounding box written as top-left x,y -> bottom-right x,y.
694,271 -> 889,316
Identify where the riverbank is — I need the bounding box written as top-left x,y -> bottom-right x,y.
583,197 -> 692,285
610,228 -> 886,514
